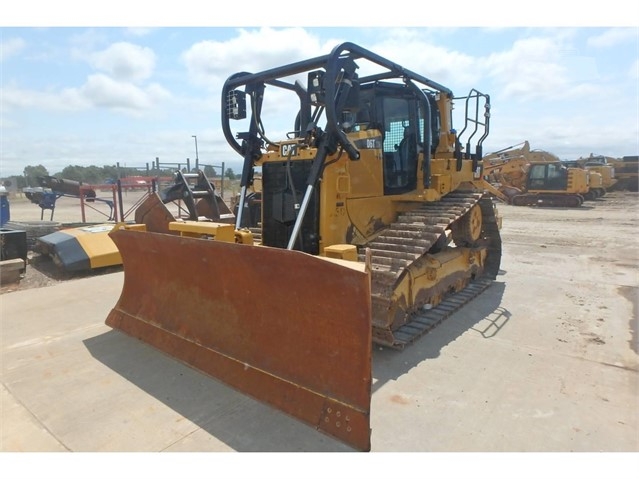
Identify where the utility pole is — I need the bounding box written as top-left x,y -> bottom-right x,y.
192,135 -> 199,170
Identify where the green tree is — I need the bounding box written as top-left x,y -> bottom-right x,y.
23,164 -> 49,187
102,165 -> 120,181
225,168 -> 236,180
203,165 -> 217,177
59,165 -> 84,182
83,165 -> 104,184
14,176 -> 26,189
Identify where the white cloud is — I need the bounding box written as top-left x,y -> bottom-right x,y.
90,42 -> 156,83
2,27 -> 635,178
181,29 -> 490,139
1,75 -> 171,116
364,36 -> 478,90
483,35 -> 602,101
587,28 -> 638,48
489,110 -> 638,160
1,36 -> 170,124
1,84 -> 89,111
181,27 -> 328,89
79,74 -> 170,114
0,37 -> 26,62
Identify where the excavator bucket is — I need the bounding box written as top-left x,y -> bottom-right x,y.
134,192 -> 235,234
105,227 -> 373,451
133,193 -> 180,234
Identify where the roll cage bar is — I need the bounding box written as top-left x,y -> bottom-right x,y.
222,42 -> 489,236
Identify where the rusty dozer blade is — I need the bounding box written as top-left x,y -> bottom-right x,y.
106,228 -> 373,451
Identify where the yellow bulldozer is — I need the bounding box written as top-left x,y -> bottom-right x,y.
482,141 -> 592,207
608,155 -> 638,191
104,42 -> 502,451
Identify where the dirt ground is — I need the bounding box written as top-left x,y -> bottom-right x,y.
1,190 -> 638,298
1,188 -> 637,456
1,187 -> 240,292
1,193 -> 134,293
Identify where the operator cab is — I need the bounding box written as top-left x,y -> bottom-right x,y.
527,163 -> 569,191
355,84 -> 440,195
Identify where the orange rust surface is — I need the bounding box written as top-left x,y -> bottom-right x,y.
106,229 -> 372,450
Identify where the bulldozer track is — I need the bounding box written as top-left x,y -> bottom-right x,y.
391,277 -> 494,349
359,191 -> 502,348
511,193 -> 584,207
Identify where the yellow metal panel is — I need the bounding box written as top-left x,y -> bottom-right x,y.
344,135 -> 384,198
73,229 -> 121,269
345,196 -> 396,243
431,174 -> 452,194
234,229 -> 254,245
336,175 -> 350,194
123,223 -> 147,231
61,223 -> 113,238
168,221 -> 235,242
324,244 -> 358,261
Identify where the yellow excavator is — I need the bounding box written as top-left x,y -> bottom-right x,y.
482,141 -> 591,207
104,42 -> 502,451
573,154 -> 619,194
562,159 -> 608,199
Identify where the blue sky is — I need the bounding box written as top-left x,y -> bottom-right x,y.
1,3 -> 638,178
